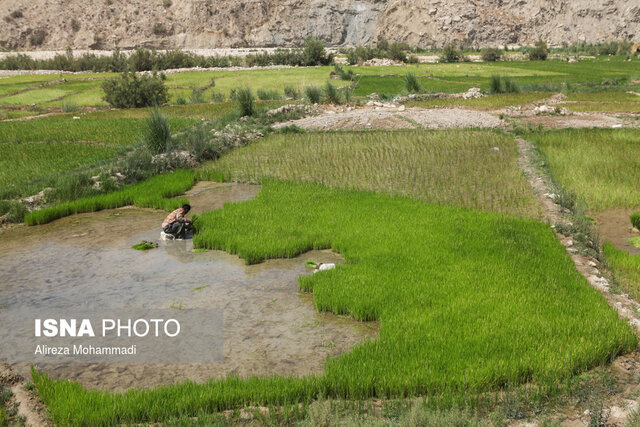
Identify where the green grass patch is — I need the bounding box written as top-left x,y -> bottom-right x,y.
406,92 -> 551,109
0,116 -> 197,145
530,129 -> 640,211
0,141 -> 121,188
631,212 -> 640,230
352,76 -> 473,96
24,169 -> 194,225
198,130 -> 538,218
604,243 -> 640,301
564,92 -> 640,102
33,180 -> 636,425
629,237 -> 640,249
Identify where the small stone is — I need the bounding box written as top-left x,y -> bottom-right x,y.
588,261 -> 597,267
398,105 -> 406,112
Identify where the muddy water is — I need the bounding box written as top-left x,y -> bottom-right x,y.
0,182 -> 376,392
595,208 -> 640,255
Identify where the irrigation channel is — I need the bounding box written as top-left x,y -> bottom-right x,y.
0,182 -> 377,392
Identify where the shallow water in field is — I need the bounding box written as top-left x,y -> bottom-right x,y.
0,182 -> 376,391
595,208 -> 640,256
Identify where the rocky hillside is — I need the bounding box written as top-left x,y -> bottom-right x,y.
1,0 -> 639,50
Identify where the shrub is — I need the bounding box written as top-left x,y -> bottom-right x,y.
143,107 -> 172,154
529,40 -> 549,61
439,43 -> 463,63
152,23 -> 168,36
305,86 -> 322,104
388,42 -> 408,62
503,76 -> 520,93
189,88 -> 204,104
210,92 -> 224,103
404,72 -> 422,93
284,86 -> 300,100
235,87 -> 254,117
303,38 -> 333,66
102,72 -> 168,108
324,81 -> 341,104
481,47 -> 503,62
490,75 -> 519,94
61,101 -> 78,113
631,212 -> 640,230
490,75 -> 502,94
175,96 -> 187,105
346,49 -> 359,65
29,29 -> 46,46
162,0 -> 172,7
256,89 -> 281,100
71,19 -> 80,32
332,64 -> 353,81
10,10 -> 23,19
407,55 -> 419,64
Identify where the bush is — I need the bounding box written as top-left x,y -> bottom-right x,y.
152,23 -> 168,36
324,82 -> 341,104
143,107 -> 172,154
235,87 -> 254,117
332,64 -> 353,81
489,75 -> 519,94
162,0 -> 172,7
29,29 -> 46,46
256,89 -> 281,100
71,19 -> 80,32
631,212 -> 640,230
10,10 -> 23,19
189,88 -> 204,104
388,42 -> 408,62
490,75 -> 502,94
439,43 -> 463,63
404,72 -> 422,93
210,92 -> 224,103
284,86 -> 300,100
305,86 -> 322,104
303,38 -> 333,66
481,47 -> 503,62
102,72 -> 168,108
529,40 -> 549,61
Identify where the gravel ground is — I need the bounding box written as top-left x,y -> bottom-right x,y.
275,106 -> 505,130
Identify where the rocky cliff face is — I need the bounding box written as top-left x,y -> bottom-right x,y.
0,0 -> 638,50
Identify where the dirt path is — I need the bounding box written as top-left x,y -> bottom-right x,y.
516,137 -> 640,425
0,364 -> 50,426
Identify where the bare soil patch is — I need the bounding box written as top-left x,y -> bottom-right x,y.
275,106 -> 504,131
595,208 -> 640,255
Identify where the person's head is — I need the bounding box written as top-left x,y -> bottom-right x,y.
182,204 -> 191,213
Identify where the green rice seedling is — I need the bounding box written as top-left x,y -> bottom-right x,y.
530,129 -> 640,211
603,243 -> 640,301
24,169 -> 194,225
404,72 -> 422,93
131,241 -> 157,250
32,181 -> 636,425
198,130 -> 538,218
628,237 -> 640,249
305,85 -> 322,104
143,107 -> 172,154
324,81 -> 341,104
235,87 -> 254,117
631,212 -> 640,229
0,141 -> 120,188
405,92 -> 552,110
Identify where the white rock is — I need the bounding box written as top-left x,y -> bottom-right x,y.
398,105 -> 406,111
72,116 -> 80,120
588,261 -> 597,267
492,147 -> 499,151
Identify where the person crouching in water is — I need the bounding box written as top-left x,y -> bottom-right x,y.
162,204 -> 193,239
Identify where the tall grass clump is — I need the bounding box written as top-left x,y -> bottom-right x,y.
528,40 -> 549,61
234,87 -> 254,117
324,81 -> 341,104
490,75 -> 520,94
481,47 -> 503,62
24,169 -> 194,225
305,86 -> 322,104
32,180 -> 637,425
404,72 -> 422,93
143,107 -> 172,154
284,86 -> 300,100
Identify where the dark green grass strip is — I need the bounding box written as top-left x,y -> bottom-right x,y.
23,170 -> 195,225
33,180 -> 636,425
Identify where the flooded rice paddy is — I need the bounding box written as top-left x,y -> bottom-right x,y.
0,182 -> 376,392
